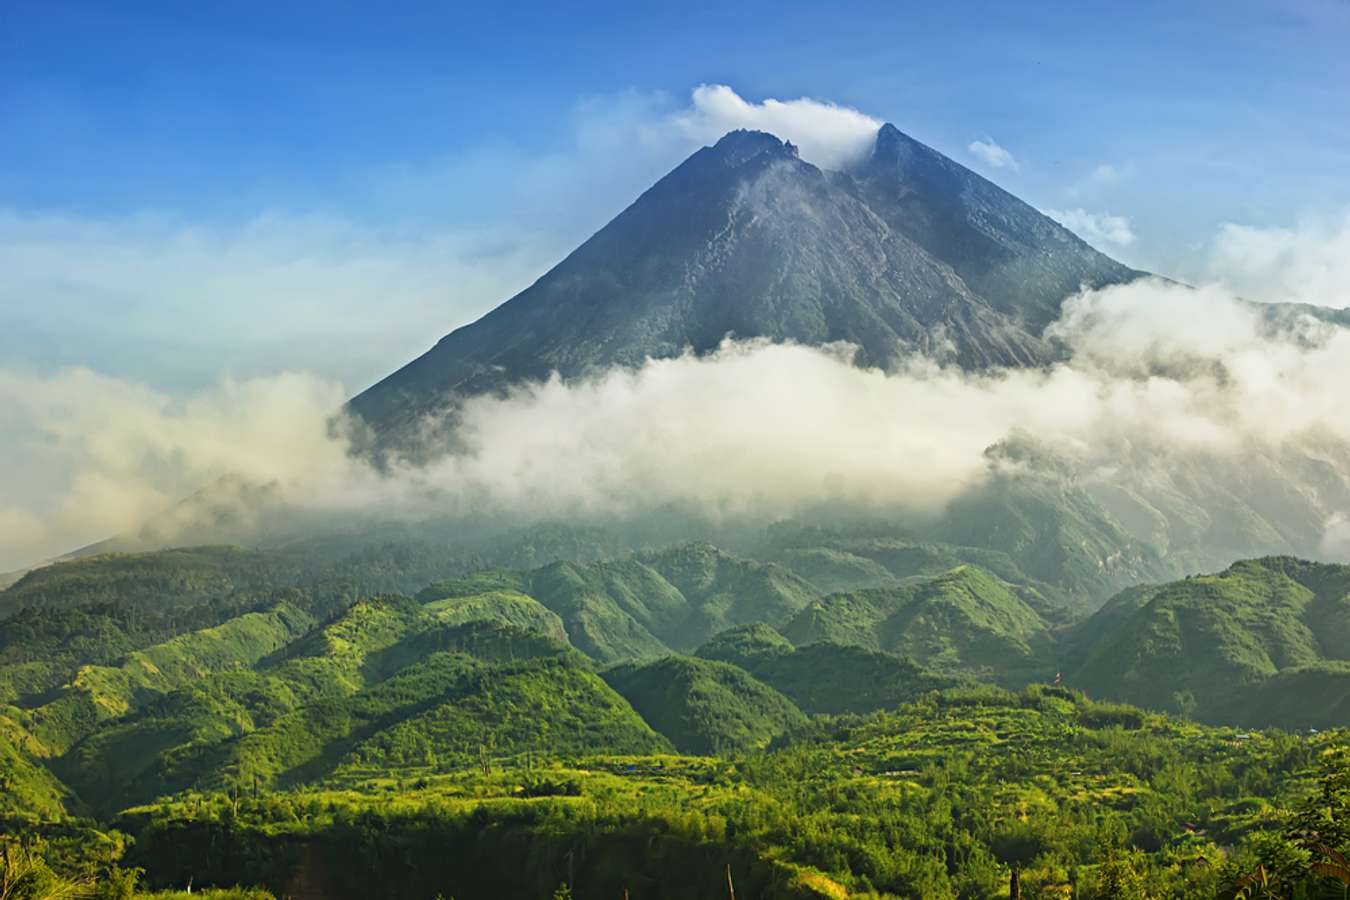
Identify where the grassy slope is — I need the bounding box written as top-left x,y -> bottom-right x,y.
54,582 -> 615,813
933,473 -> 1175,604
766,529 -> 1077,618
422,589 -> 568,641
0,712 -> 72,818
340,655 -> 672,772
52,597 -> 433,811
54,582 -> 583,813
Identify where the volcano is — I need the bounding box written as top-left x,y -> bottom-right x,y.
348,124 -> 1140,454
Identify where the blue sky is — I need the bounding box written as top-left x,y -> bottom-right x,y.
3,0 -> 1350,393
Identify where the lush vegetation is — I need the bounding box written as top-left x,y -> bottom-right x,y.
1,535 -> 1348,897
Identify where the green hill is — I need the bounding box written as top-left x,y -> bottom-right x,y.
0,604 -> 148,707
422,589 -> 568,641
1070,556 -> 1350,725
765,516 -> 1132,617
698,626 -> 959,715
55,604 -> 580,813
932,472 -> 1175,605
780,565 -> 1055,685
419,542 -> 819,663
635,542 -> 818,640
339,655 -> 671,773
601,655 -> 806,754
772,546 -> 898,594
1212,661 -> 1350,729
16,602 -> 314,756
694,622 -> 795,667
49,596 -> 447,812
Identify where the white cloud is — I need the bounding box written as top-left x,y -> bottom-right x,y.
967,138 -> 1020,172
0,367 -> 353,570
662,84 -> 882,171
1207,210 -> 1350,308
1044,207 -> 1137,247
7,278 -> 1350,571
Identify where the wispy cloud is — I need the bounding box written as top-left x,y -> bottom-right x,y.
967,138 -> 1020,171
1044,207 -> 1137,247
663,84 -> 882,171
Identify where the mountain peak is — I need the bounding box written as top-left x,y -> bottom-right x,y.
866,121 -> 925,169
709,129 -> 799,165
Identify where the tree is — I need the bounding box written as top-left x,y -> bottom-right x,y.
1085,848 -> 1154,900
1224,748 -> 1350,899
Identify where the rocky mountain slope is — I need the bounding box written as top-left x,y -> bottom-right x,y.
348,125 -> 1139,455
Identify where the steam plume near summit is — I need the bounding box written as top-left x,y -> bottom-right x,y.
4,275 -> 1350,573
664,85 -> 882,170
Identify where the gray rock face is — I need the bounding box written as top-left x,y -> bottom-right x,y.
348,125 -> 1141,455
855,124 -> 1139,331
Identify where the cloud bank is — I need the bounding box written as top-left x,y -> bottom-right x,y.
0,368 -> 352,570
5,276 -> 1350,573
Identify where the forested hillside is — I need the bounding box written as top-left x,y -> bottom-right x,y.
1068,557 -> 1350,727
2,536 -> 1349,898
